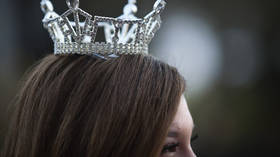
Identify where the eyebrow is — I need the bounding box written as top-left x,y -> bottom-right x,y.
167,122 -> 195,138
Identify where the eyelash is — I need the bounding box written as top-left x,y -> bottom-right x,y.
191,134 -> 199,143
161,134 -> 199,154
161,142 -> 180,154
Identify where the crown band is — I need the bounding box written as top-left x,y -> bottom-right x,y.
55,43 -> 148,55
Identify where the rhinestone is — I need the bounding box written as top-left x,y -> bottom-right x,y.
41,0 -> 166,56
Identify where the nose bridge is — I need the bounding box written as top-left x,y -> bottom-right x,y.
189,147 -> 197,157
181,145 -> 197,157
185,145 -> 196,157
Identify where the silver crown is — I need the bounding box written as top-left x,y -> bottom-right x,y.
41,0 -> 166,56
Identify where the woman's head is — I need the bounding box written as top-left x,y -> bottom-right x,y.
3,54 -> 191,157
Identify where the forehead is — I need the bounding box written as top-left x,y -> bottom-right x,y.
170,96 -> 194,131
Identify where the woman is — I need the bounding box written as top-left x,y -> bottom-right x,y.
2,54 -> 196,157
3,0 -> 197,156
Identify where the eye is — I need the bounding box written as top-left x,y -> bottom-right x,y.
161,142 -> 180,154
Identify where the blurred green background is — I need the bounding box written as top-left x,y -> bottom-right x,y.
0,0 -> 279,156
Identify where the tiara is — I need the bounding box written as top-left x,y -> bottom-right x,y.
41,0 -> 166,56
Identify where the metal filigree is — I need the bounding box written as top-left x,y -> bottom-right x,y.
41,0 -> 166,56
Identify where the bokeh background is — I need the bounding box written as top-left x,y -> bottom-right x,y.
0,0 -> 279,156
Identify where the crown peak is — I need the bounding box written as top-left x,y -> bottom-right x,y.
66,0 -> 80,9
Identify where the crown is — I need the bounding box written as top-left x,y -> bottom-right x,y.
41,0 -> 166,56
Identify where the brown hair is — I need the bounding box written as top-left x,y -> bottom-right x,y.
2,54 -> 185,157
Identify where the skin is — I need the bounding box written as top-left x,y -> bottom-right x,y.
160,95 -> 196,157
